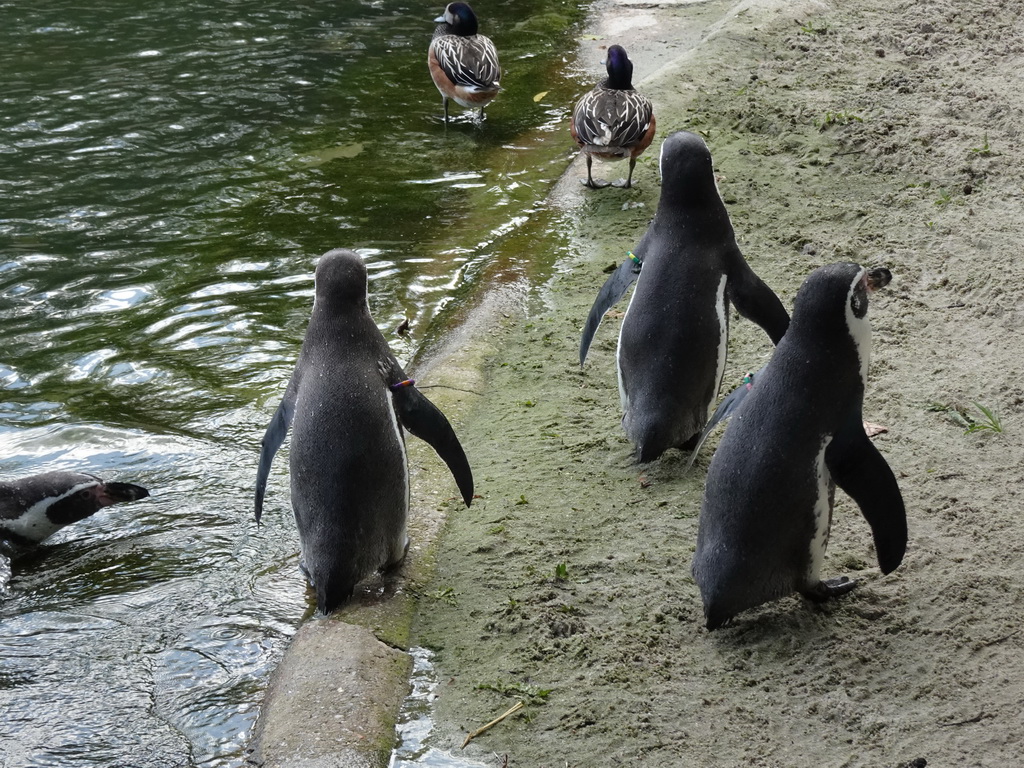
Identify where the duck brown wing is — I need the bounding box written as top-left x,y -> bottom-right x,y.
431,35 -> 500,90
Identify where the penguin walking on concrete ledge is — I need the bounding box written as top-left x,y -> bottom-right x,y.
579,130 -> 790,462
693,263 -> 906,630
1,471 -> 149,554
254,249 -> 474,615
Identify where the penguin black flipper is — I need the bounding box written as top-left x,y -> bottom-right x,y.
391,384 -> 474,507
685,366 -> 765,469
579,251 -> 643,366
826,417 -> 908,574
726,261 -> 790,344
254,376 -> 299,524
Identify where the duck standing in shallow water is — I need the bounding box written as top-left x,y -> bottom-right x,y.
428,3 -> 501,124
571,45 -> 656,189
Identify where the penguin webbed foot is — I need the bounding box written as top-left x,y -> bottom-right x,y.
801,576 -> 857,603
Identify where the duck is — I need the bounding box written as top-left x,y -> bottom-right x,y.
428,3 -> 501,124
571,45 -> 656,188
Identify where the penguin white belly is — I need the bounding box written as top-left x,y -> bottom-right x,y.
710,274 -> 728,420
383,392 -> 411,563
806,435 -> 834,585
615,269 -> 645,414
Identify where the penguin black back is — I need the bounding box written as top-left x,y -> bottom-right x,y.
254,249 -> 474,614
693,263 -> 905,629
612,130 -> 789,462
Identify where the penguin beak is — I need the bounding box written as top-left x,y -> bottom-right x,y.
95,481 -> 150,508
865,267 -> 892,292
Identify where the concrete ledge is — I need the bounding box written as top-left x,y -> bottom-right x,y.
250,620 -> 412,768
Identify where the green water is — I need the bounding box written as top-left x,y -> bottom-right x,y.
0,0 -> 587,764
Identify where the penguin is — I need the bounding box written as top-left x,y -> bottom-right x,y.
0,471 -> 149,554
692,263 -> 907,630
579,130 -> 790,462
254,248 -> 474,615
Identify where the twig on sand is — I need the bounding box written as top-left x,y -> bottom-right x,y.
462,701 -> 525,749
939,712 -> 989,727
977,628 -> 1020,648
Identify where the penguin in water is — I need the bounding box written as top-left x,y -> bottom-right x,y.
254,249 -> 474,614
579,130 -> 790,462
693,263 -> 907,630
0,471 -> 149,555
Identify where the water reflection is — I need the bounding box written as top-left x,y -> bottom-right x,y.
390,647 -> 490,768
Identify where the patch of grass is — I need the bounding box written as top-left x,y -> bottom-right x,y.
933,187 -> 953,206
515,494 -> 529,505
415,586 -> 459,606
964,402 -> 1003,434
554,561 -> 569,581
816,110 -> 864,129
971,133 -> 997,156
476,680 -> 553,703
927,401 -> 1004,434
798,19 -> 829,35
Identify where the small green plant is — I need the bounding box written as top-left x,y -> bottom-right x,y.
971,133 -> 995,156
515,494 -> 529,505
927,401 -> 1004,434
426,586 -> 459,606
476,680 -> 553,703
964,402 -> 1003,434
554,562 -> 569,581
798,19 -> 828,35
817,110 -> 863,129
934,188 -> 953,206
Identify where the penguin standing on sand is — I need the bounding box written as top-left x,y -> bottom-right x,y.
0,471 -> 149,554
580,130 -> 790,462
693,263 -> 907,630
254,249 -> 474,615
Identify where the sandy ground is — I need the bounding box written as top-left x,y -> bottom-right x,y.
406,0 -> 1024,765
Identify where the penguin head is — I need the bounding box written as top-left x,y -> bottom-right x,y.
1,471 -> 150,546
438,3 -> 479,35
313,249 -> 370,309
604,45 -> 634,90
792,262 -> 878,329
657,131 -> 721,209
790,263 -> 892,385
45,476 -> 150,526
